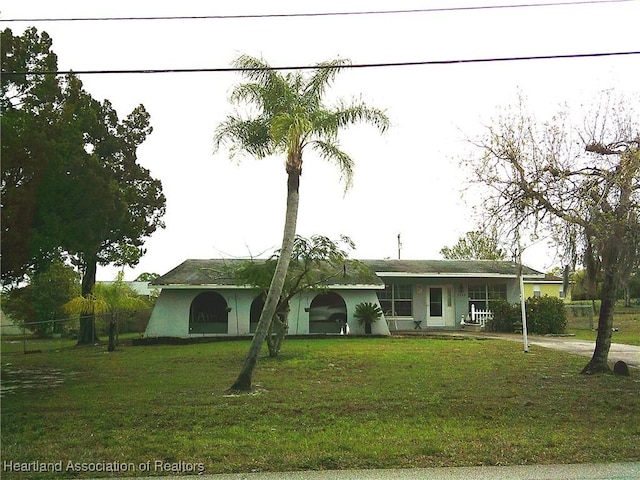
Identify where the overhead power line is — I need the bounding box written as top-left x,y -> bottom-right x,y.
3,51 -> 639,77
1,0 -> 635,22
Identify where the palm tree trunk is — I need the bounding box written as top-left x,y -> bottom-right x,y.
229,172 -> 300,391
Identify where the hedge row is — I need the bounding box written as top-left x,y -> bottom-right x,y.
485,296 -> 567,334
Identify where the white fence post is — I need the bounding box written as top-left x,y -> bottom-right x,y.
470,304 -> 493,328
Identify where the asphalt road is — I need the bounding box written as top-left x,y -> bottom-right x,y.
94,462 -> 640,480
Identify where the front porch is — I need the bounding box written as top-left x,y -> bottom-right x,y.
459,305 -> 494,332
386,304 -> 494,333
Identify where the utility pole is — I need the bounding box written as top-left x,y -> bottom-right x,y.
397,233 -> 402,260
516,228 -> 529,353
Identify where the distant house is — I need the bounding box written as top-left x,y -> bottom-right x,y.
523,273 -> 571,301
97,281 -> 158,299
143,259 -> 550,338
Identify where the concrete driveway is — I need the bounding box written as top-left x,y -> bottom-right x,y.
522,335 -> 640,368
399,330 -> 640,368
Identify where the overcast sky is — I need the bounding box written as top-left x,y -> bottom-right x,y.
2,0 -> 639,280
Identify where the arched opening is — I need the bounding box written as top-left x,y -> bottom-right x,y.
309,292 -> 347,334
189,292 -> 229,334
249,295 -> 265,334
250,294 -> 286,335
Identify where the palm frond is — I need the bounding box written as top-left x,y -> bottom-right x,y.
232,55 -> 292,116
307,109 -> 337,139
333,100 -> 390,134
308,102 -> 389,143
271,111 -> 314,152
213,115 -> 273,158
230,83 -> 264,108
303,58 -> 352,105
310,139 -> 355,192
216,54 -> 388,186
232,55 -> 280,87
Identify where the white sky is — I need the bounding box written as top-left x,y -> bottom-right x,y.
2,0 -> 639,280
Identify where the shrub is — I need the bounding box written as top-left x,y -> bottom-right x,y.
486,297 -> 567,334
486,300 -> 521,333
525,295 -> 567,334
353,302 -> 383,334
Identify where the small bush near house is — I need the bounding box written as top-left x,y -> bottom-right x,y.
526,295 -> 567,334
354,302 -> 383,330
487,297 -> 567,334
486,300 -> 520,333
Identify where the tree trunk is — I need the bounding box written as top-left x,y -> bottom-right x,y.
229,172 -> 300,391
267,305 -> 289,357
581,260 -> 617,374
623,284 -> 631,308
582,148 -> 633,374
77,256 -> 100,345
107,313 -> 117,352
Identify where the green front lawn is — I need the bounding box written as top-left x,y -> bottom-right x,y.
1,337 -> 638,479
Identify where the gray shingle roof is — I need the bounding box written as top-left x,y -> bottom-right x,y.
151,259 -> 252,286
361,259 -> 544,277
151,259 -> 385,287
152,258 -> 544,287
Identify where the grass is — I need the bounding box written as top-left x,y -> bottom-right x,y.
1,336 -> 639,479
566,304 -> 640,345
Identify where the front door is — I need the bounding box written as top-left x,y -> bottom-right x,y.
427,286 -> 454,327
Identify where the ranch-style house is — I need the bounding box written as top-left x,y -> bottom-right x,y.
143,259 -> 565,338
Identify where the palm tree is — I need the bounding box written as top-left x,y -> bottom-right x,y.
214,54 -> 389,392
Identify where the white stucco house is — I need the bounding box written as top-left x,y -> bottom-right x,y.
143,259 -> 547,339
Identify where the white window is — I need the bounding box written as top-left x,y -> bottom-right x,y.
378,284 -> 413,317
468,283 -> 507,313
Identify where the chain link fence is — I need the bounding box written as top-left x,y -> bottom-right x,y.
565,303 -> 595,330
1,309 -> 152,354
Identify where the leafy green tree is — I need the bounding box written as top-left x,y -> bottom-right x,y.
232,235 -> 372,357
62,94 -> 165,344
2,261 -> 80,336
214,54 -> 389,391
440,229 -> 507,260
466,92 -> 639,374
1,28 -> 166,344
135,272 -> 160,282
1,27 -> 62,283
